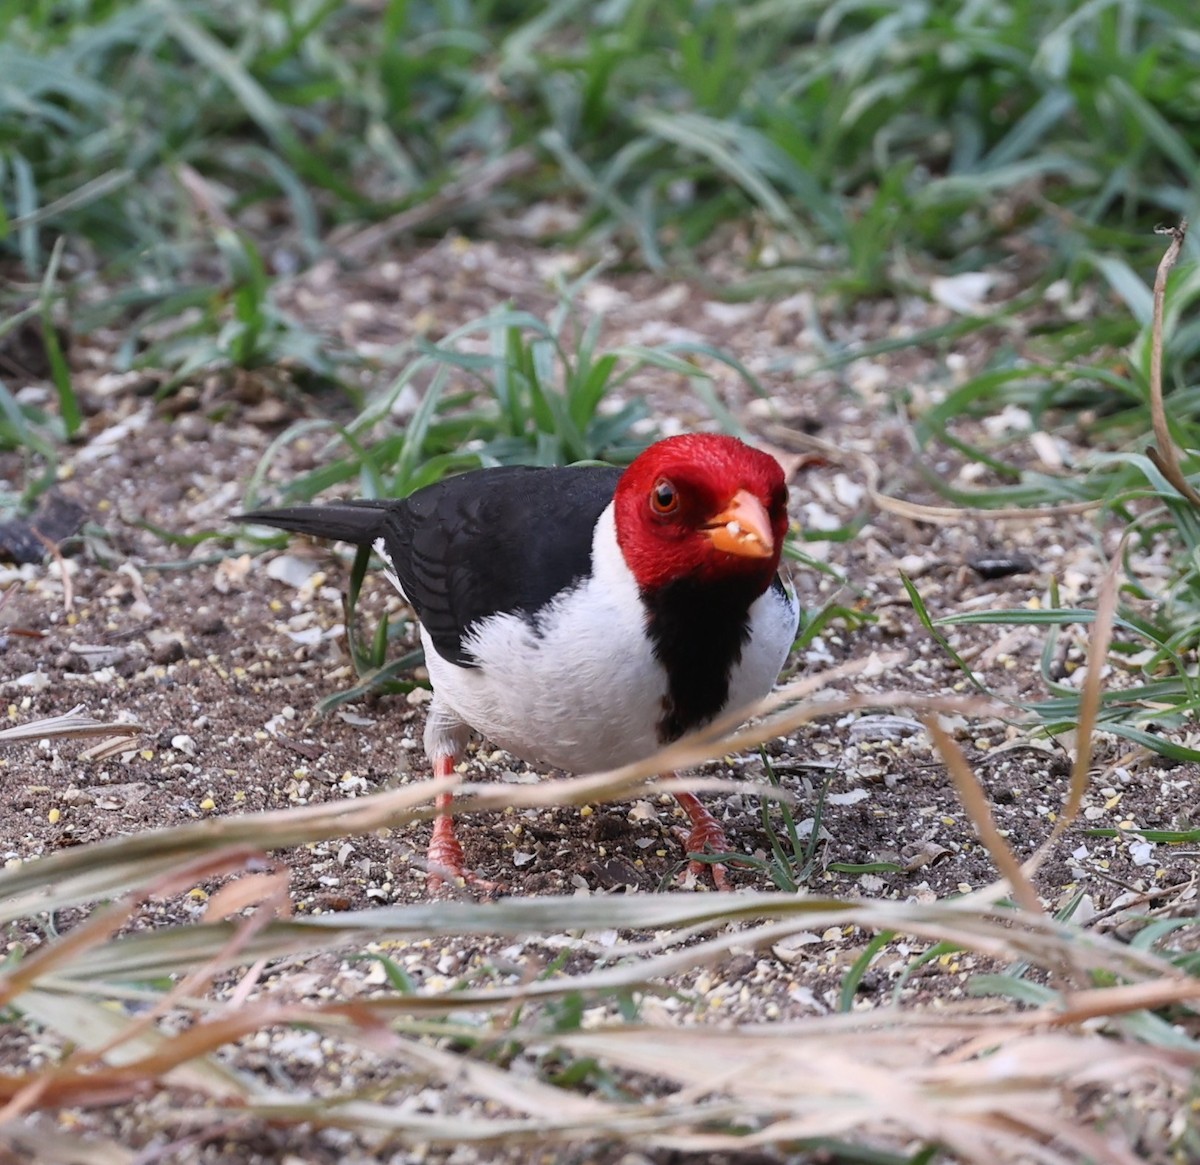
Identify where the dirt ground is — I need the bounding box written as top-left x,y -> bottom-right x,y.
1,234 -> 1194,1162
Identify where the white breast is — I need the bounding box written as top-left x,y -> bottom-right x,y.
417,505 -> 799,773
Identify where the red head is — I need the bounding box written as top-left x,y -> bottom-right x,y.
613,433 -> 790,594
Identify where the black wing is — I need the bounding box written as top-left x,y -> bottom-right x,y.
236,464 -> 622,667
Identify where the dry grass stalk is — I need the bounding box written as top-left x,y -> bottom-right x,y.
1145,220 -> 1200,506
0,705 -> 143,745
0,1121 -> 135,1164
43,890 -> 1178,996
924,715 -> 1044,914
97,1013 -> 1187,1164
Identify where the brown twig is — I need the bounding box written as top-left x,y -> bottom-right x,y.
1086,877 -> 1197,930
1145,220 -> 1200,507
924,715 -> 1044,915
1053,533 -> 1122,844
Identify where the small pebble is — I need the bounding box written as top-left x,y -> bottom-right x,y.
966,552 -> 1035,579
152,639 -> 186,665
176,413 -> 209,441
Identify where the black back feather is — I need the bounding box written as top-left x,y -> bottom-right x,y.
236,464 -> 622,667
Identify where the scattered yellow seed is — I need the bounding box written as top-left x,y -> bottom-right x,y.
579,805 -> 593,817
1104,793 -> 1123,810
188,887 -> 209,901
269,599 -> 284,612
233,791 -> 246,803
47,808 -> 60,824
66,613 -> 78,625
940,815 -> 956,827
140,749 -> 154,761
233,666 -> 246,677
1118,819 -> 1135,830
1025,596 -> 1042,610
199,797 -> 216,811
97,498 -> 111,511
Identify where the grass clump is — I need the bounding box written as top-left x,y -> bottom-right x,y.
242,272 -> 762,508
879,224 -> 1200,767
3,1 -> 1198,308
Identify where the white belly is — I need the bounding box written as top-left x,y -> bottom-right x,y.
421,508 -> 798,773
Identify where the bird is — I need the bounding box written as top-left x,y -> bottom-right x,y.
236,433 -> 799,891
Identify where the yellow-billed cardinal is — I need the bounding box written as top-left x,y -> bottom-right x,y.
238,434 -> 798,890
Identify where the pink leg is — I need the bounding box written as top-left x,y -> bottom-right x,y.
673,786 -> 732,891
425,755 -> 499,892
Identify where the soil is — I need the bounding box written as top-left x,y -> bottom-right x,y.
0,234 -> 1194,1163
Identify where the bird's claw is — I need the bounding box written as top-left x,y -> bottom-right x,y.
673,822 -> 733,892
426,825 -> 503,894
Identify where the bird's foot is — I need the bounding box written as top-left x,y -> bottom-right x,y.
426,763 -> 503,894
673,792 -> 732,891
426,820 -> 502,894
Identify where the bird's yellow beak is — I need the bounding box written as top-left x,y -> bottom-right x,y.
703,489 -> 774,559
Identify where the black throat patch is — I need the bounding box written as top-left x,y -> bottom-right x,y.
641,575 -> 759,744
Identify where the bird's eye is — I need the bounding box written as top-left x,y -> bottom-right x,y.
650,478 -> 679,515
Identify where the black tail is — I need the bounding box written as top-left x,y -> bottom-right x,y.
233,500 -> 396,548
